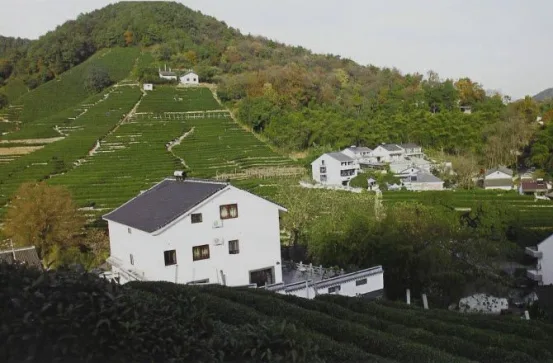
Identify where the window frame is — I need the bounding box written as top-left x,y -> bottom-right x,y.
229,239 -> 240,255
355,278 -> 367,286
220,204 -> 239,220
192,244 -> 210,261
328,285 -> 341,294
164,250 -> 177,266
191,213 -> 203,224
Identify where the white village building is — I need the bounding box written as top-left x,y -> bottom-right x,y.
526,235 -> 553,286
341,146 -> 373,162
158,67 -> 178,81
143,83 -> 153,91
482,166 -> 514,190
311,152 -> 360,186
180,71 -> 199,85
103,176 -> 286,287
398,143 -> 424,159
400,171 -> 444,191
369,144 -> 406,163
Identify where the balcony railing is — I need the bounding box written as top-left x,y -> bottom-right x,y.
525,246 -> 542,259
527,269 -> 542,282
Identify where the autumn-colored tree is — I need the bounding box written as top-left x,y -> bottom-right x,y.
183,50 -> 197,65
4,182 -> 85,260
124,30 -> 134,46
455,77 -> 485,106
450,153 -> 478,189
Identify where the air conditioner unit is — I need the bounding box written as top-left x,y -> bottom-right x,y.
213,220 -> 223,229
213,237 -> 224,246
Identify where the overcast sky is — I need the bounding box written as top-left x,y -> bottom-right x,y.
0,0 -> 552,99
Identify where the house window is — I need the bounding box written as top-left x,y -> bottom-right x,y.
321,160 -> 325,166
127,228 -> 132,234
220,204 -> 238,219
320,166 -> 327,173
191,213 -> 203,224
186,78 -> 190,82
164,250 -> 177,266
328,286 -> 341,294
130,254 -> 134,265
320,175 -> 327,182
356,278 -> 367,286
193,245 -> 210,261
193,78 -> 197,82
229,240 -> 240,254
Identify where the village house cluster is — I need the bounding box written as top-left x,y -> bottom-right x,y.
311,143 -> 447,191
142,66 -> 201,91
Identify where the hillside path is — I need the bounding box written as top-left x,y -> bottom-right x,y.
167,127 -> 195,168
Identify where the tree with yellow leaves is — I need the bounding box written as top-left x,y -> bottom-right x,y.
4,182 -> 85,261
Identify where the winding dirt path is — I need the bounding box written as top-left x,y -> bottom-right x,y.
167,127 -> 195,168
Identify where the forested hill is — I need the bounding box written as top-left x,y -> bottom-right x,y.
533,87 -> 553,101
0,1 -> 551,174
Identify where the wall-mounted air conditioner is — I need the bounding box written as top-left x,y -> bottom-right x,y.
213,237 -> 224,246
213,220 -> 223,228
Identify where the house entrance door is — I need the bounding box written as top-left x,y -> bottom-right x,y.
249,267 -> 274,287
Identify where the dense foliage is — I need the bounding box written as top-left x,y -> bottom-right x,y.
1,263 -> 551,362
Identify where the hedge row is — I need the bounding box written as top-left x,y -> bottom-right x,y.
0,264 -> 216,362
376,299 -> 553,339
242,288 -> 535,363
199,285 -> 468,362
129,281 -> 387,363
317,294 -> 552,362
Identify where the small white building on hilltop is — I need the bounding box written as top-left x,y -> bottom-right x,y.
180,71 -> 199,85
482,166 -> 513,190
103,176 -> 287,287
143,83 -> 153,91
526,235 -> 553,286
311,152 -> 360,186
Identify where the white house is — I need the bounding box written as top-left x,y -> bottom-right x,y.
399,143 -> 424,159
159,69 -> 178,81
401,171 -> 444,191
102,176 -> 287,287
311,152 -> 359,186
143,83 -> 153,91
526,235 -> 553,286
369,144 -> 405,163
341,146 -> 372,161
180,71 -> 199,85
265,265 -> 384,299
482,166 -> 513,190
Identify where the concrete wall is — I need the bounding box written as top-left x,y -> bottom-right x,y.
539,235 -> 553,285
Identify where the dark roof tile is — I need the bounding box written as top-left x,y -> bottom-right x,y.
103,179 -> 228,233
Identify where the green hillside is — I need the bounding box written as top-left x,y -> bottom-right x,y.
2,47 -> 139,125
2,263 -> 551,362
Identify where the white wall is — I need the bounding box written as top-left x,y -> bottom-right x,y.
486,171 -> 512,180
311,155 -> 358,186
370,146 -> 404,163
538,236 -> 553,285
160,74 -> 177,80
108,186 -> 283,287
180,73 -> 199,85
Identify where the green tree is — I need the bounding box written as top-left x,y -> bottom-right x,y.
84,66 -> 112,93
0,92 -> 8,109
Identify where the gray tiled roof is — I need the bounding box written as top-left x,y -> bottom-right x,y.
0,246 -> 42,269
381,144 -> 403,152
399,143 -> 420,149
415,172 -> 442,183
103,179 -> 228,233
485,166 -> 513,177
326,152 -> 354,162
346,146 -> 372,153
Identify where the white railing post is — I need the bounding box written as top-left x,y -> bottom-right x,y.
406,289 -> 411,305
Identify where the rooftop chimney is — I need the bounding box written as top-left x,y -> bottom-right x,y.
174,170 -> 186,181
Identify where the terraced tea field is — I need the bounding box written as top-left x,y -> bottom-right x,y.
382,190 -> 553,230
137,86 -> 222,113
0,86 -> 142,217
128,282 -> 553,363
2,47 -> 140,126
